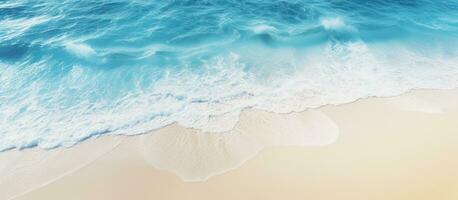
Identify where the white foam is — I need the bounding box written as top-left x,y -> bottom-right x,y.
64,41 -> 97,58
320,17 -> 353,31
0,16 -> 50,40
1,39 -> 458,151
251,24 -> 277,34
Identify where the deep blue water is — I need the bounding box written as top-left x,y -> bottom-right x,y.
1,0 -> 458,150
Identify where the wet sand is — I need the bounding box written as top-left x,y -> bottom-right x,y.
3,89 -> 458,200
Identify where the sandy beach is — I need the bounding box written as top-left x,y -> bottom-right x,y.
3,1 -> 458,200
2,89 -> 458,200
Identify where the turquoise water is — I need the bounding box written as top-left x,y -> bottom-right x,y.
1,0 -> 458,150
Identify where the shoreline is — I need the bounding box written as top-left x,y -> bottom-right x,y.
1,89 -> 458,199
3,87 -> 457,154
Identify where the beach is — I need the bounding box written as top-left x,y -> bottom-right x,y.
2,89 -> 458,200
2,1 -> 458,199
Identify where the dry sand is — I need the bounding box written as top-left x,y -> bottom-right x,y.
2,89 -> 458,200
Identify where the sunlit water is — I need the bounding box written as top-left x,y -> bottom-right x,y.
1,0 -> 458,150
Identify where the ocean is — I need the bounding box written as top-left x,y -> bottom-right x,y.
1,0 -> 458,151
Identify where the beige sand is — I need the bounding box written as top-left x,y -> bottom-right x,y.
3,89 -> 458,200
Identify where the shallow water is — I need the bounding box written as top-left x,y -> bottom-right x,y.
1,0 -> 458,150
